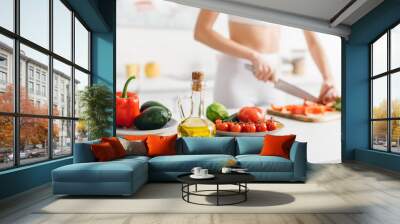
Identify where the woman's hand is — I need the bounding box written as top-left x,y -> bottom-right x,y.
319,80 -> 338,104
250,53 -> 276,82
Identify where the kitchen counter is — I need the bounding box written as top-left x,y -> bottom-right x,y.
116,74 -> 341,164
266,115 -> 341,164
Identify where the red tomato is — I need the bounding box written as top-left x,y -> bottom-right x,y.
226,122 -> 234,129
230,123 -> 242,132
239,122 -> 246,130
244,123 -> 256,132
238,107 -> 264,123
215,119 -> 223,124
266,120 -> 277,131
216,122 -> 229,131
256,122 -> 267,132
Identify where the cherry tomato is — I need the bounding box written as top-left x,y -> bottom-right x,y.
256,122 -> 267,132
239,122 -> 246,130
266,120 -> 277,131
226,122 -> 234,129
230,123 -> 242,132
216,122 -> 229,131
237,107 -> 264,123
245,123 -> 256,132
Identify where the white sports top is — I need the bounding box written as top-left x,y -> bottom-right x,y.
228,15 -> 279,27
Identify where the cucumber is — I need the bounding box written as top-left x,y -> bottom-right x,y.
140,101 -> 171,121
223,113 -> 239,122
134,106 -> 170,130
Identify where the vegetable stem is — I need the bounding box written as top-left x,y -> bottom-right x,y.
122,76 -> 136,98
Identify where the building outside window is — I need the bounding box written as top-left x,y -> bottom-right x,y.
35,70 -> 40,81
28,66 -> 34,80
28,81 -> 34,94
0,0 -> 91,170
371,23 -> 400,154
41,85 -> 46,97
0,54 -> 7,90
0,71 -> 6,84
41,73 -> 46,83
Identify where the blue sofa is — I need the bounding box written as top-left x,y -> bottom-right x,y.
52,137 -> 307,196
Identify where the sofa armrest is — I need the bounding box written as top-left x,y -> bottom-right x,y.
73,140 -> 100,163
289,141 -> 307,181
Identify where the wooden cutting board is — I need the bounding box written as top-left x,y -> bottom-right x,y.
267,109 -> 341,122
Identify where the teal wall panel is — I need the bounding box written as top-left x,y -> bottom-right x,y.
355,149 -> 400,172
343,0 -> 400,172
0,158 -> 72,199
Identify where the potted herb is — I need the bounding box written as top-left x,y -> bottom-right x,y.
79,84 -> 113,140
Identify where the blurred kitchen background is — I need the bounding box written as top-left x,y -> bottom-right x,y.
116,0 -> 342,163
117,0 -> 341,114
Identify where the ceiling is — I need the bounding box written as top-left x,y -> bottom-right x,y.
166,0 -> 384,38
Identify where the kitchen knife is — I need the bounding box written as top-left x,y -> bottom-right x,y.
245,63 -> 319,102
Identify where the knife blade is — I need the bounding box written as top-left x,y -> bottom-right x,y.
245,63 -> 319,102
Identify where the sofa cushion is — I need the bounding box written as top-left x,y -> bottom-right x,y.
147,134 -> 177,157
180,137 -> 235,155
101,137 -> 127,158
91,142 -> 118,162
236,137 -> 263,155
260,135 -> 296,159
119,138 -> 148,156
73,140 -> 100,163
149,154 -> 235,172
53,158 -> 147,183
236,155 -> 293,172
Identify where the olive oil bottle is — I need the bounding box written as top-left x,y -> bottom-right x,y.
177,72 -> 216,137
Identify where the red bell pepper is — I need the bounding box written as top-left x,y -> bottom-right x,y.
116,76 -> 140,128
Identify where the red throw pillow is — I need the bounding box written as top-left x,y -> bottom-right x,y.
146,134 -> 177,157
101,137 -> 126,158
124,135 -> 149,141
260,134 -> 296,159
91,142 -> 117,162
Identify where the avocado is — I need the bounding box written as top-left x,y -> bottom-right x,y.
140,101 -> 171,121
134,106 -> 170,130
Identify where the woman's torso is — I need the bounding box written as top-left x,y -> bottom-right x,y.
228,15 -> 281,54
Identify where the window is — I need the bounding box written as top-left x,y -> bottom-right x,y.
0,71 -> 7,83
0,0 -> 91,170
0,35 -> 13,113
371,23 -> 400,154
28,81 -> 34,94
42,85 -> 46,97
53,0 -> 72,60
0,0 -> 14,31
35,83 -> 40,95
0,54 -> 7,67
28,67 -> 34,80
75,18 -> 89,70
35,70 -> 41,81
20,0 -> 49,48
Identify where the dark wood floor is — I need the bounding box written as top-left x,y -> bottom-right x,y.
1,162 -> 400,224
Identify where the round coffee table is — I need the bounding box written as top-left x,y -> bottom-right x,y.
177,173 -> 255,206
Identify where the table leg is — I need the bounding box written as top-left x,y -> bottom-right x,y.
245,183 -> 247,201
216,184 -> 219,206
195,184 -> 198,192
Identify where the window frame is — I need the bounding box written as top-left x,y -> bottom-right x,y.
0,0 -> 92,171
370,20 -> 400,154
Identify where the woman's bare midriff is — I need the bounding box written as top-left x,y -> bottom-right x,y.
228,21 -> 280,54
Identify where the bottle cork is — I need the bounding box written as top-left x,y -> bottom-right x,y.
192,71 -> 204,81
192,71 -> 204,91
